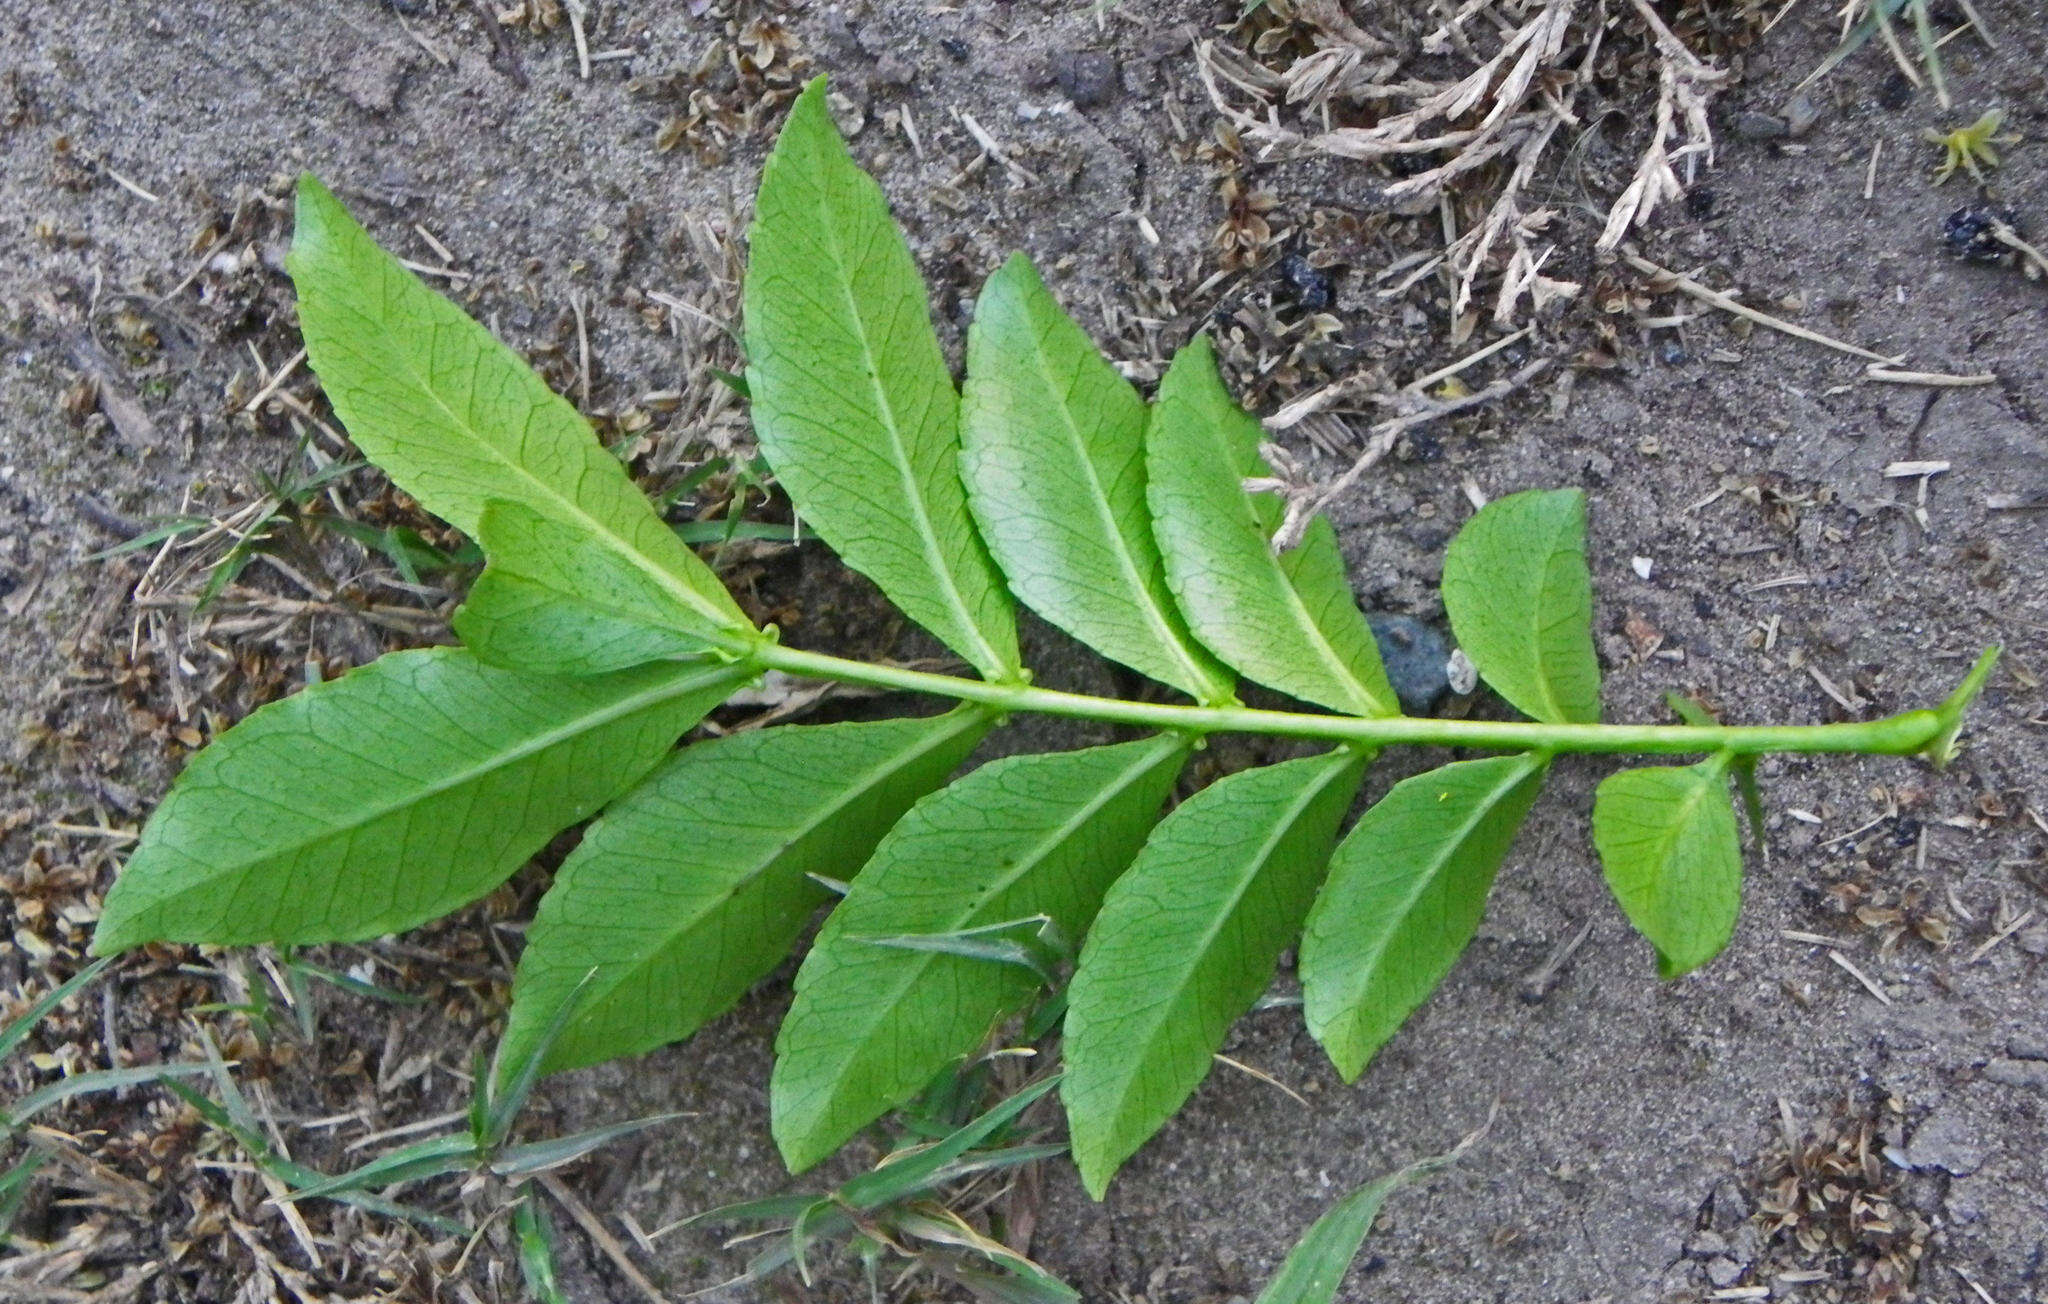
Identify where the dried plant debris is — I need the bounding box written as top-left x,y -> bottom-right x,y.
1749,1093 -> 1930,1303
632,4 -> 812,163
1197,0 -> 1752,337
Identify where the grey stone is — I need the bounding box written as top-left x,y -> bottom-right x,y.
1899,1110 -> 1987,1174
1685,1229 -> 1728,1257
1983,1058 -> 2048,1090
1705,1257 -> 1744,1288
1785,93 -> 1824,137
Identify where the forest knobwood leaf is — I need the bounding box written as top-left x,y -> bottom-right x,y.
1063,747 -> 1369,1198
1440,488 -> 1601,724
1300,752 -> 1548,1082
92,650 -> 751,953
1146,337 -> 1399,718
961,255 -> 1233,703
455,500 -> 719,676
289,176 -> 750,644
771,734 -> 1191,1173
501,708 -> 992,1077
744,78 -> 1018,682
1592,756 -> 1744,977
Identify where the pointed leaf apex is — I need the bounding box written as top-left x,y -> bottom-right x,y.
1924,645 -> 1999,769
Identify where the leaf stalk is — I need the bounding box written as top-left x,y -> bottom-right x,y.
751,642 -> 1963,759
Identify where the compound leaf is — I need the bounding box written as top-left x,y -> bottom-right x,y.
1593,756 -> 1743,977
502,708 -> 992,1077
290,176 -> 748,641
93,650 -> 750,952
1146,337 -> 1398,718
745,78 -> 1018,683
772,734 -> 1190,1173
962,256 -> 1232,704
1063,747 -> 1368,1197
456,500 -> 729,676
1441,489 -> 1600,724
1301,752 -> 1548,1082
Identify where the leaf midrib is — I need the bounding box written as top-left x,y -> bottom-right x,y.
1012,316 -> 1229,704
561,710 -> 990,1030
1179,396 -> 1389,717
1336,754 -> 1543,992
800,734 -> 1188,1117
1089,751 -> 1359,1128
138,659 -> 745,916
803,153 -> 1011,682
393,346 -> 741,638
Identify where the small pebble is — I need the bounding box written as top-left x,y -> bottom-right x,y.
1631,555 -> 1654,580
1732,111 -> 1789,141
1878,70 -> 1914,111
940,37 -> 970,62
1277,253 -> 1334,312
1056,51 -> 1119,108
1704,1258 -> 1744,1289
1944,203 -> 2021,263
1784,92 -> 1824,138
1368,614 -> 1452,714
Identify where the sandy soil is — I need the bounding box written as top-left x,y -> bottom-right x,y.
1,1 -> 2043,1300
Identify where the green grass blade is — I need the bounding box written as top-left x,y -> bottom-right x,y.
515,1195 -> 569,1304
491,1113 -> 688,1176
744,78 -> 1019,682
1063,748 -> 1368,1197
837,1074 -> 1061,1210
1253,1127 -> 1481,1304
282,1132 -> 479,1202
0,957 -> 111,1061
1594,756 -> 1744,977
1301,752 -> 1548,1081
770,737 -> 1189,1172
3,1063 -> 213,1131
961,254 -> 1233,704
1441,488 -> 1602,725
93,651 -> 751,952
503,708 -> 992,1078
1146,337 -> 1399,718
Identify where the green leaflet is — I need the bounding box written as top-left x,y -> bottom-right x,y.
771,734 -> 1191,1173
1146,337 -> 1399,718
1300,753 -> 1548,1082
1440,488 -> 1601,724
744,79 -> 1019,683
456,500 -> 725,676
961,255 -> 1233,704
1593,756 -> 1744,977
1063,747 -> 1368,1198
502,709 -> 991,1077
92,650 -> 750,953
289,177 -> 748,642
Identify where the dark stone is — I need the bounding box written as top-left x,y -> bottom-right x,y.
1685,186 -> 1716,219
1056,51 -> 1119,108
1368,614 -> 1451,714
1944,203 -> 2021,263
1277,253 -> 1334,312
1658,340 -> 1688,366
1878,71 -> 1914,111
1891,815 -> 1922,847
940,37 -> 970,62
1731,111 -> 1789,141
